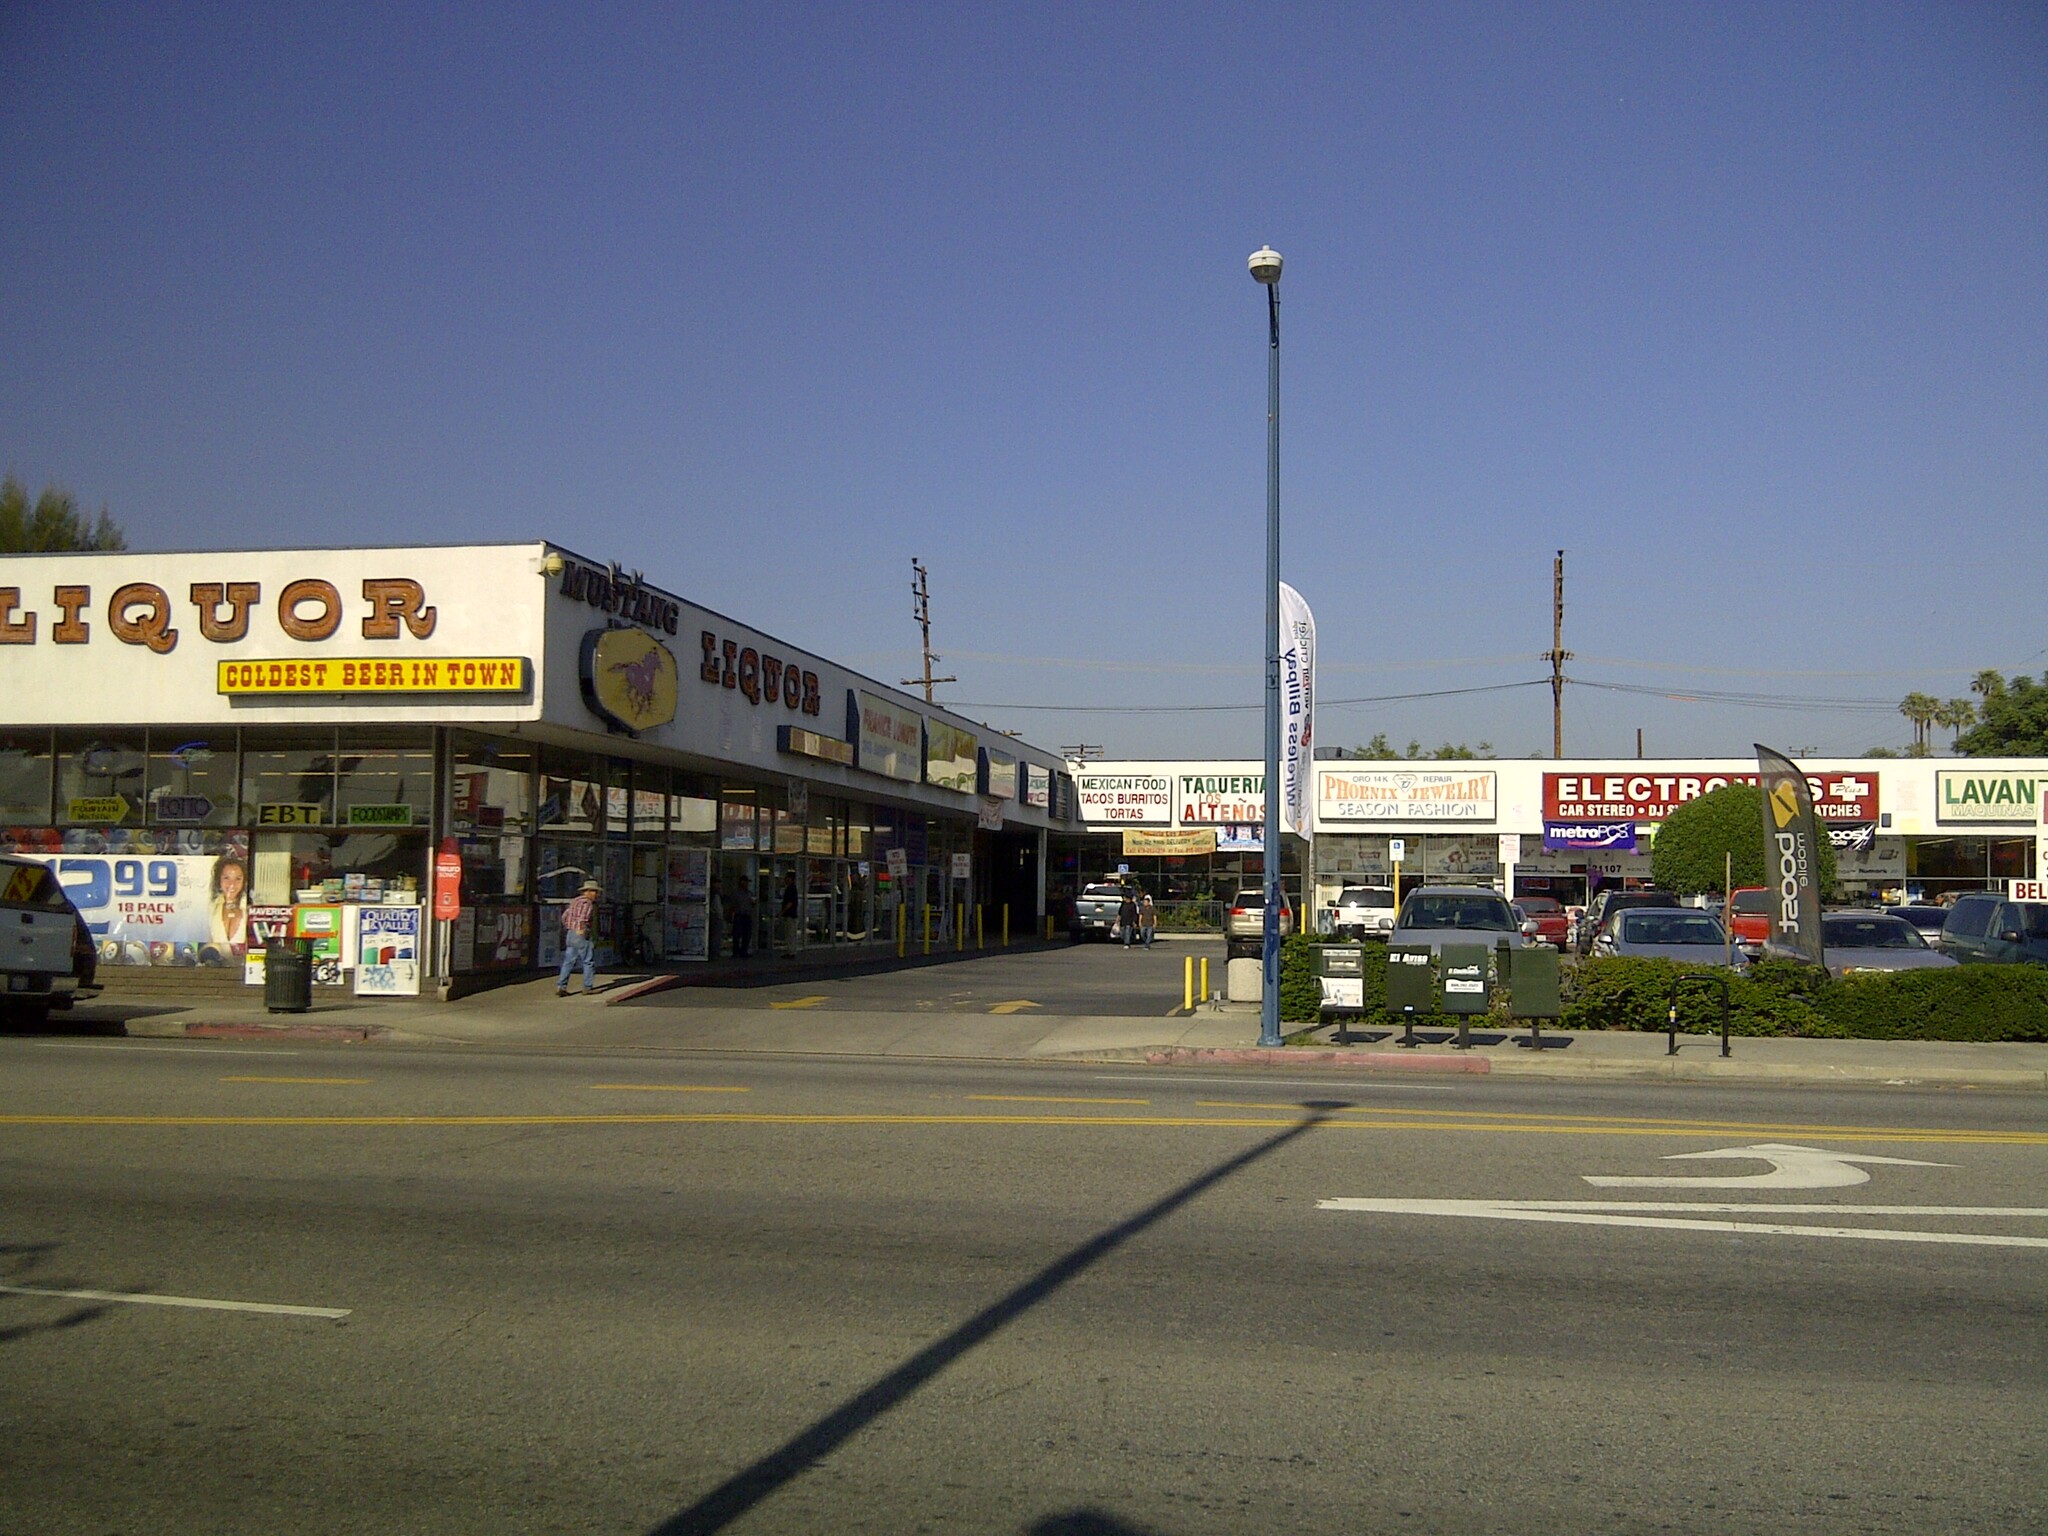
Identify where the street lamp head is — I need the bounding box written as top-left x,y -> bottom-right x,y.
1248,246 -> 1283,285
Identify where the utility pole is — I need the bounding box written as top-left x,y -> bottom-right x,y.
1541,549 -> 1572,758
902,558 -> 955,704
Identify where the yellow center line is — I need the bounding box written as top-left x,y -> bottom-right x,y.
966,1095 -> 1150,1105
0,1112 -> 2036,1144
220,1076 -> 371,1086
768,996 -> 829,1010
590,1084 -> 751,1094
1192,1101 -> 2048,1142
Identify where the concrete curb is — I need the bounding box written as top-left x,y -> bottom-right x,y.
1144,1046 -> 1491,1073
181,1021 -> 391,1043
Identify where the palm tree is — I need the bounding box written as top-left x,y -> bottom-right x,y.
1898,692 -> 1939,751
1938,698 -> 1977,746
1971,670 -> 2006,705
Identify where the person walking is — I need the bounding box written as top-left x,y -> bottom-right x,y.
556,879 -> 601,996
1138,892 -> 1157,947
1117,888 -> 1139,948
730,882 -> 755,958
779,874 -> 801,957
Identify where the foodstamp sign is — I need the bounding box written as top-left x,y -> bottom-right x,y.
1076,773 -> 1171,825
1544,771 -> 1879,825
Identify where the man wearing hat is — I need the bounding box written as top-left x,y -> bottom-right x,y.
557,877 -> 602,996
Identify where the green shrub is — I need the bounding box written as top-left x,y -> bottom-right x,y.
1820,965 -> 2048,1042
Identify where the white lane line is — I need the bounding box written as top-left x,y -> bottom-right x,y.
27,1044 -> 304,1056
0,1283 -> 350,1318
1317,1198 -> 2048,1249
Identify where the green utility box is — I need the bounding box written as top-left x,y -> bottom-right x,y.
1317,942 -> 1365,1014
1509,944 -> 1562,1019
1438,943 -> 1491,1016
1385,945 -> 1435,1014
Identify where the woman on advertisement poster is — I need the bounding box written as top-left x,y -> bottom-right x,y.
206,854 -> 250,963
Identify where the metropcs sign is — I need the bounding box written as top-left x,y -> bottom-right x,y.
1544,772 -> 1879,825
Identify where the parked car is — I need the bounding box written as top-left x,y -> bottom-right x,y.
1330,885 -> 1397,941
1511,895 -> 1570,951
1390,885 -> 1536,956
1226,887 -> 1294,941
1820,911 -> 1958,976
1576,889 -> 1682,956
1589,906 -> 1744,969
1,853 -> 100,1025
1069,882 -> 1134,942
1726,887 -> 1772,954
1941,891 -> 2048,967
1885,904 -> 1953,948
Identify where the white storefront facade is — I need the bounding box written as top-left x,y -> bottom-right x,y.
1059,757 -> 2048,925
0,542 -> 1077,991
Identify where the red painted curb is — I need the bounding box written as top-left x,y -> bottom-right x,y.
1146,1047 -> 1489,1073
182,1023 -> 384,1043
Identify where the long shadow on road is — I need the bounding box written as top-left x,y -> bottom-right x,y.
646,1103 -> 1344,1535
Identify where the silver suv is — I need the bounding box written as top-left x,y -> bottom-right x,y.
1331,885 -> 1397,940
1389,884 -> 1536,956
1226,887 -> 1294,940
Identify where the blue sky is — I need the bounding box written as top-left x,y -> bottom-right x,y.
4,3 -> 2043,762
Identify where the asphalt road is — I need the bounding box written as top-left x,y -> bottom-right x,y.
3,1040 -> 2043,1534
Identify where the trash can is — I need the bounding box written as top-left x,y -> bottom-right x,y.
264,939 -> 313,1015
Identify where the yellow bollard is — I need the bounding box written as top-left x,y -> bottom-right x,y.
1045,914 -> 1054,941
923,906 -> 932,956
896,903 -> 904,959
1002,905 -> 1010,947
976,905 -> 984,950
1200,955 -> 1210,1003
955,903 -> 964,951
1183,955 -> 1195,1012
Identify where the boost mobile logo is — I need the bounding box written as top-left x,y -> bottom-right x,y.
1769,780 -> 1801,829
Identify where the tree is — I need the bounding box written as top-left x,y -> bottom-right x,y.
0,474 -> 126,552
1337,734 -> 1495,760
1955,672 -> 2048,756
1971,670 -> 2007,706
1897,691 -> 1939,752
1935,698 -> 1976,745
1649,783 -> 1837,897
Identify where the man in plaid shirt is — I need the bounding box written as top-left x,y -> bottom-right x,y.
556,879 -> 601,996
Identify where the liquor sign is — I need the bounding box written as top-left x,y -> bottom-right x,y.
218,657 -> 528,696
1544,771 -> 1879,825
1935,771 -> 2048,825
1076,773 -> 1171,825
1317,769 -> 1496,824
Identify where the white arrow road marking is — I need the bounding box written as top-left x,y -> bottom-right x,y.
1316,1199 -> 2048,1249
1582,1142 -> 1952,1189
0,1282 -> 350,1319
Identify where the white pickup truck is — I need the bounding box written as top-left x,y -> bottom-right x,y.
2,854 -> 99,1024
1069,882 -> 1135,942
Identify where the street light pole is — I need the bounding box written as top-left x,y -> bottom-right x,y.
1249,246 -> 1284,1049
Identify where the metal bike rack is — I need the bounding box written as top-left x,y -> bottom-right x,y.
1667,973 -> 1732,1057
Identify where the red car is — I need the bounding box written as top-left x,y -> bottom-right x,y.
1727,887 -> 1771,954
1512,895 -> 1570,951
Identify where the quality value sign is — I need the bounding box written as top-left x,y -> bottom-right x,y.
1076,773 -> 1172,825
1543,771 -> 1879,825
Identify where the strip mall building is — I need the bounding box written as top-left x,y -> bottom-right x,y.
0,543 -> 1078,991
1056,757 -> 2048,923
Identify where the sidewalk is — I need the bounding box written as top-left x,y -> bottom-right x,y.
51,965 -> 2048,1091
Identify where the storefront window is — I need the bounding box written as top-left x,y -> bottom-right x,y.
242,731 -> 337,826
146,728 -> 238,827
720,787 -> 758,850
334,729 -> 433,830
56,729 -> 146,825
536,835 -> 603,902
631,763 -> 667,837
0,728 -> 53,825
251,829 -> 424,905
669,775 -> 716,847
448,734 -> 534,901
539,746 -> 604,835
